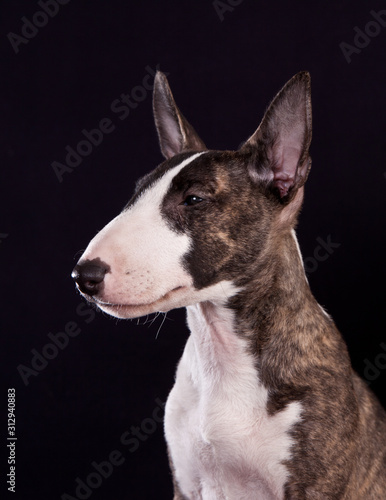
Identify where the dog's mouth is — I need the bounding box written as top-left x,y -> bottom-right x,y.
82,285 -> 187,318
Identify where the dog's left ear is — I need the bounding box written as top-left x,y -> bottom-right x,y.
153,72 -> 207,159
240,71 -> 312,201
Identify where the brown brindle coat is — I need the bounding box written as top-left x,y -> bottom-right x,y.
73,71 -> 386,499
151,72 -> 386,499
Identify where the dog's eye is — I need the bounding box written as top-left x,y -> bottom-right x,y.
182,195 -> 204,206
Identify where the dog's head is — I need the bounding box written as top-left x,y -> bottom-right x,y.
72,72 -> 312,318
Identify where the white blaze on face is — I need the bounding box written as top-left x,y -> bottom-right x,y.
80,153 -> 208,318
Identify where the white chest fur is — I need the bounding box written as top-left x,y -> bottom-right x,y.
164,301 -> 302,500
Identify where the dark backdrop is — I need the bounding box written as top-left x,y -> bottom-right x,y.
1,1 -> 386,499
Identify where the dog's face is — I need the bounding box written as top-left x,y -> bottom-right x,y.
72,72 -> 312,319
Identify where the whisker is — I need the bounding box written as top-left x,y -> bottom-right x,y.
155,312 -> 168,339
148,312 -> 160,328
73,249 -> 86,260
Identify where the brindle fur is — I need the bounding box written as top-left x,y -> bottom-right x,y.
150,72 -> 386,499
73,71 -> 386,498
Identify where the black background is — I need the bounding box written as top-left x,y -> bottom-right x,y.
1,1 -> 386,499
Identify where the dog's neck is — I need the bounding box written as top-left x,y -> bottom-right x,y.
186,229 -> 349,400
186,300 -> 246,378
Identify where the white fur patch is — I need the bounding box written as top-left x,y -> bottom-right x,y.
79,153 -> 206,318
165,301 -> 302,499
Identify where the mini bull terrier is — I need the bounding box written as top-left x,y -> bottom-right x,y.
72,72 -> 386,499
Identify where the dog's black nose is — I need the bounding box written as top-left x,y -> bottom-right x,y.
71,259 -> 109,296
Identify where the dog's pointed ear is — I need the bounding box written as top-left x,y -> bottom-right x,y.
153,71 -> 207,159
240,71 -> 312,201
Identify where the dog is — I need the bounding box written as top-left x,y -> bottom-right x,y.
72,71 -> 386,499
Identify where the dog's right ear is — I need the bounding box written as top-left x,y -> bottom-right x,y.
153,72 -> 207,159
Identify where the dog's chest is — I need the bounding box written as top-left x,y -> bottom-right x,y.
165,303 -> 302,500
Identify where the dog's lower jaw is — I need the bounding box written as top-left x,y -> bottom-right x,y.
87,285 -> 189,319
83,280 -> 241,319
